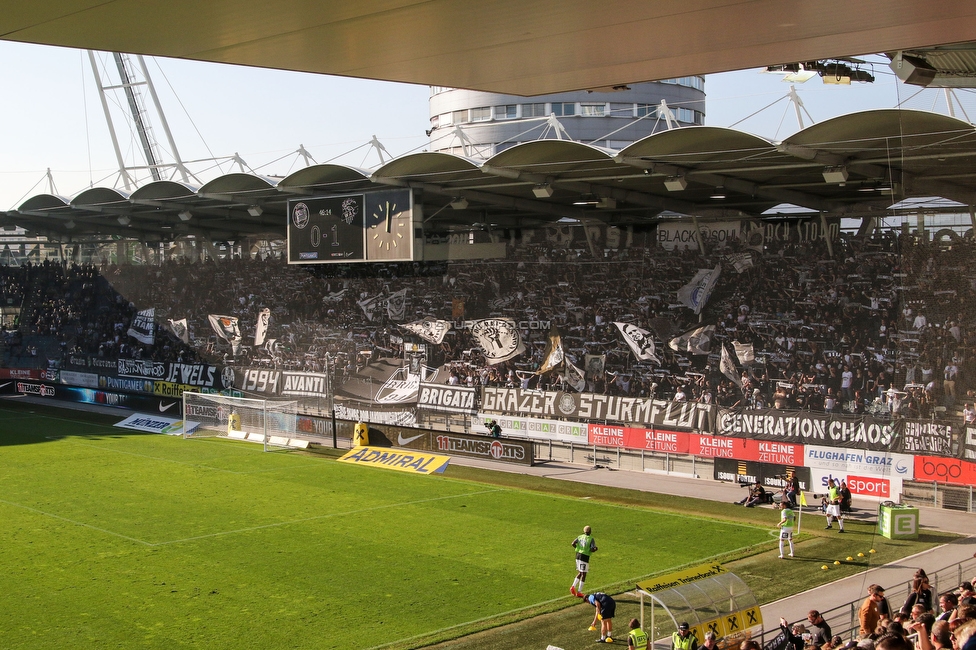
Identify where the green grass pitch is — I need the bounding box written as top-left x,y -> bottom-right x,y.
0,404 -> 773,649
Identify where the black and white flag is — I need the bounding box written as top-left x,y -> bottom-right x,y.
387,289 -> 407,322
726,252 -> 754,273
167,318 -> 189,344
208,314 -> 242,355
584,354 -> 606,378
470,318 -> 525,365
127,308 -> 155,345
357,295 -> 384,322
401,318 -> 452,344
677,264 -> 721,314
564,359 -> 586,392
254,308 -> 271,347
964,426 -> 976,461
668,324 -> 715,354
614,322 -> 660,364
721,344 -> 742,388
732,341 -> 755,365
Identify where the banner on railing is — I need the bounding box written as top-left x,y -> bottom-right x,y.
474,412 -> 588,444
717,408 -> 893,451
419,383 -> 477,414
481,387 -> 713,431
894,419 -> 954,457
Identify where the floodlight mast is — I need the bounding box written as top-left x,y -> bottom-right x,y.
88,50 -> 192,189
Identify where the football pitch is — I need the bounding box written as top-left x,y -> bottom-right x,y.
0,404 -> 774,649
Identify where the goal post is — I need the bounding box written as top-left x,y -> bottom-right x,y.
182,392 -> 299,451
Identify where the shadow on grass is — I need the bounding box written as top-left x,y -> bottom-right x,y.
0,399 -> 151,447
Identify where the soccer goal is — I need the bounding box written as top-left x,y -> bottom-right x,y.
182,392 -> 299,451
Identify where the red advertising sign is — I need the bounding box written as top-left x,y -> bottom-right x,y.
588,424 -> 625,447
690,434 -> 740,458
621,427 -> 691,453
736,439 -> 803,465
0,368 -> 44,380
846,474 -> 891,498
913,455 -> 976,486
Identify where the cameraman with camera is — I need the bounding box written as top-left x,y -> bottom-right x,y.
486,419 -> 502,438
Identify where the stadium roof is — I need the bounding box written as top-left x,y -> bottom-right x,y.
5,2 -> 976,96
4,109 -> 976,243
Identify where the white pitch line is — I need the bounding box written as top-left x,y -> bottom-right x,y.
152,487 -> 506,546
1,487 -> 506,548
0,498 -> 153,546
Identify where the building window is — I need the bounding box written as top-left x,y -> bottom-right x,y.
470,106 -> 491,122
580,103 -> 607,117
610,103 -> 632,117
452,109 -> 468,124
672,107 -> 705,124
522,103 -> 547,117
636,103 -> 657,118
439,112 -> 453,126
659,76 -> 705,91
551,102 -> 576,117
495,105 -> 518,120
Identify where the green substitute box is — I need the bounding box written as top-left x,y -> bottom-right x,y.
877,503 -> 919,539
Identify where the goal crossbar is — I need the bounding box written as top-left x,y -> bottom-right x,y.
182,392 -> 299,451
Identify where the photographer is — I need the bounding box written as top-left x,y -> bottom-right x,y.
486,419 -> 502,438
735,482 -> 766,508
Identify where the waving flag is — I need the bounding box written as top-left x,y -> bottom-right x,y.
669,324 -> 715,354
732,341 -> 755,365
564,359 -> 586,392
387,289 -> 407,321
614,322 -> 660,364
721,344 -> 743,388
470,318 -> 525,365
535,327 -> 565,374
254,308 -> 271,347
167,317 -> 189,344
401,318 -> 452,344
677,264 -> 721,314
127,308 -> 155,345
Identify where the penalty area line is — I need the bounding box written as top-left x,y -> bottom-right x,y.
0,498 -> 153,546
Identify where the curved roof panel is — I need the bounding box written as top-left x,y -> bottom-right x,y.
198,173 -> 276,195
130,180 -> 199,201
484,140 -> 618,181
18,194 -> 70,211
278,164 -> 371,191
620,127 -> 777,165
374,152 -> 480,178
72,187 -> 130,207
785,109 -> 976,153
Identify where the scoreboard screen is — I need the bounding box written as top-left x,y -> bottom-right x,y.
287,189 -> 415,263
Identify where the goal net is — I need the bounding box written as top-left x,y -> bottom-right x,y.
182,392 -> 299,450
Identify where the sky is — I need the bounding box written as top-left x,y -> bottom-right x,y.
1,40 -> 974,211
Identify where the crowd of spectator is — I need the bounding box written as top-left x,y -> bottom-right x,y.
2,225 -> 976,420
772,567 -> 976,650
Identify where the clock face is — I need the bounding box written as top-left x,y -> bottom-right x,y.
365,190 -> 412,261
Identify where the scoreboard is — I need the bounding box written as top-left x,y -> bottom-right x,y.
287,188 -> 418,263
